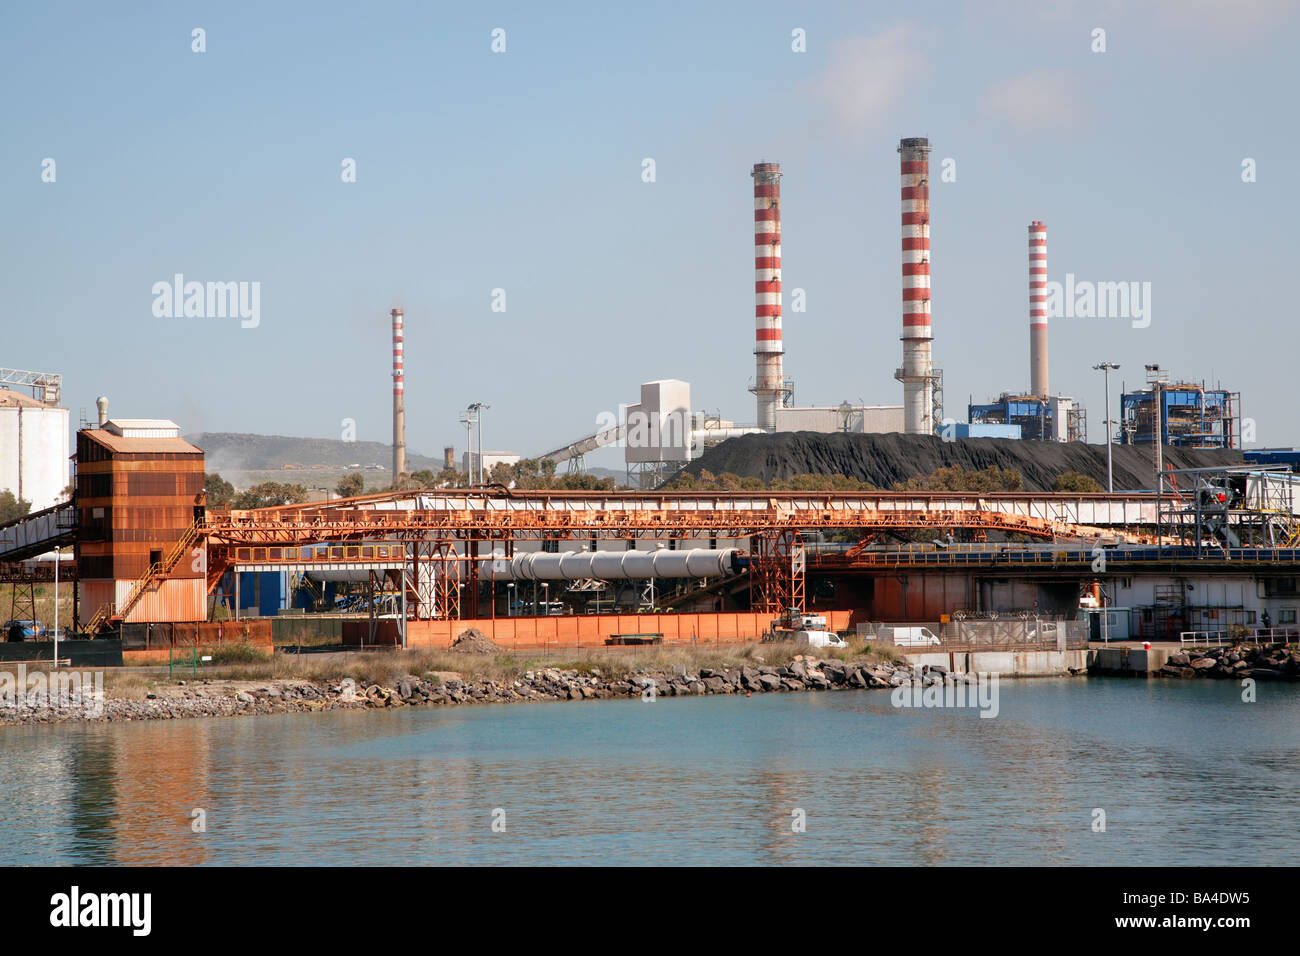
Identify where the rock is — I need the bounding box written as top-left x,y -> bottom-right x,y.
1190,658 -> 1217,670
1169,652 -> 1190,666
757,673 -> 782,691
1246,668 -> 1285,680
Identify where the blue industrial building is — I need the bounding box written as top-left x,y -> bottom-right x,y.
1119,382 -> 1240,449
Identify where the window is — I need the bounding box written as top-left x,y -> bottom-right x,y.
1281,608 -> 1297,625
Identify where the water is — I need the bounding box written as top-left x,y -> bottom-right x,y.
2,678 -> 1297,865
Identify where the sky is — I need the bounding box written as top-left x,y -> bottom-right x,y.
3,0 -> 1298,470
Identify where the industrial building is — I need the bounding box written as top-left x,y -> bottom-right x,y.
0,368 -> 70,511
968,394 -> 1085,442
774,404 -> 904,435
74,410 -> 206,629
964,221 -> 1086,442
1119,377 -> 1241,449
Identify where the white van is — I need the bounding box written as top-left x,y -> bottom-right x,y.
769,609 -> 850,649
881,625 -> 941,647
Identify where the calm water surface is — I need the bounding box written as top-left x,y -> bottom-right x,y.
2,678 -> 1297,865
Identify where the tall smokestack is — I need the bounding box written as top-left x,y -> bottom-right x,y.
897,137 -> 934,435
1028,221 -> 1049,397
391,308 -> 406,481
750,162 -> 785,431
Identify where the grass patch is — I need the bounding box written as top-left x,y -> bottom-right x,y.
206,642 -> 273,665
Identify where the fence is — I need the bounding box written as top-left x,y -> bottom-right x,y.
861,618 -> 1087,651
118,620 -> 273,651
1180,627 -> 1300,646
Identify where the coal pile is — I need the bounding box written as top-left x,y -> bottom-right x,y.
678,432 -> 1243,492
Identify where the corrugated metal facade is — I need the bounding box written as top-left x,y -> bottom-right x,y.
75,427 -> 207,624
115,577 -> 207,624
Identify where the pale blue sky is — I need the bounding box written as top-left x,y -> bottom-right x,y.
3,0 -> 1297,468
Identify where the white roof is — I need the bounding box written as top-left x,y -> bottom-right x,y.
104,418 -> 182,438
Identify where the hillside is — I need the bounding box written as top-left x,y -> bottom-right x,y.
680,432 -> 1243,492
187,432 -> 444,474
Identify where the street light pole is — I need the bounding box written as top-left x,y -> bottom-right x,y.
1093,362 -> 1120,493
53,545 -> 60,668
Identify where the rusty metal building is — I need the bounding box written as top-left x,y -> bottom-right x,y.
75,419 -> 207,626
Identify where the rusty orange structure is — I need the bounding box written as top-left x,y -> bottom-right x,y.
75,427 -> 206,631
197,488 -> 1158,622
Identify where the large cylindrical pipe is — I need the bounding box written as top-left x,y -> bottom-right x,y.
391,308 -> 406,481
1029,221 -> 1049,397
751,163 -> 784,432
898,138 -> 933,435
492,548 -> 741,581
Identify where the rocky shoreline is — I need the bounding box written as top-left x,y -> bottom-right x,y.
1,654 -> 956,726
1156,643 -> 1300,680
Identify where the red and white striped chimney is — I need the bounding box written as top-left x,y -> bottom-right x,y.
1028,221 -> 1049,397
751,162 -> 784,431
391,308 -> 406,481
897,138 -> 933,434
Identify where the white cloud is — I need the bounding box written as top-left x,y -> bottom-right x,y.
981,70 -> 1085,133
815,25 -> 929,137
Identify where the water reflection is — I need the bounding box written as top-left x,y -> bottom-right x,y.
1,680 -> 1298,866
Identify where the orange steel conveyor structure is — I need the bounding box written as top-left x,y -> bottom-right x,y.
205,488 -> 1159,546
196,489 -> 1162,617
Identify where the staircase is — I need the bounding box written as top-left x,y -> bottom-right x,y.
89,522 -> 202,632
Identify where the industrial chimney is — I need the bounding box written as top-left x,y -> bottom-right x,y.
1029,221 -> 1049,397
95,396 -> 109,427
750,163 -> 786,431
391,308 -> 406,481
896,138 -> 934,435
443,446 -> 455,471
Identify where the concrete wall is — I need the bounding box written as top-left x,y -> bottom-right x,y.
0,404 -> 70,511
775,405 -> 904,434
897,648 -> 1088,676
367,609 -> 856,650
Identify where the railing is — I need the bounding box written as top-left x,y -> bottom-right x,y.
1179,629 -> 1230,646
84,603 -> 113,635
225,542 -> 407,565
814,546 -> 1300,569
115,521 -> 202,622
1180,627 -> 1300,646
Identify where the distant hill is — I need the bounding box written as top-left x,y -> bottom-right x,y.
187,432 -> 445,474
